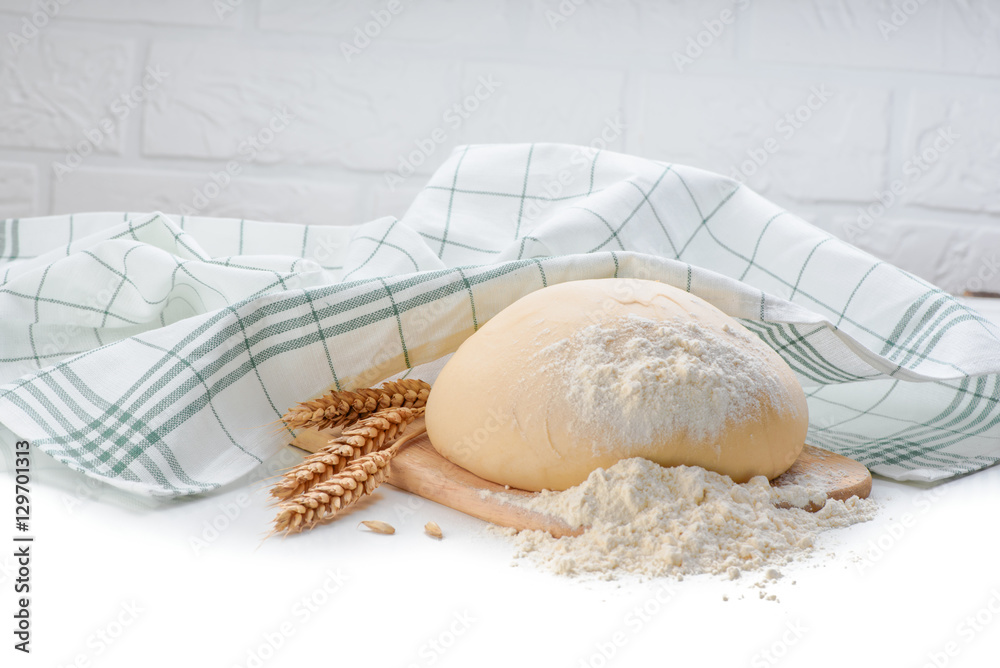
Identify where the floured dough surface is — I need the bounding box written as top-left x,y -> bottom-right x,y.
425,279 -> 808,492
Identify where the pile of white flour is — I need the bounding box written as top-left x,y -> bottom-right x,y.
489,458 -> 877,579
533,314 -> 796,451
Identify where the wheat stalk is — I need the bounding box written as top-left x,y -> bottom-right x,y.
281,379 -> 430,431
270,406 -> 422,501
272,427 -> 425,536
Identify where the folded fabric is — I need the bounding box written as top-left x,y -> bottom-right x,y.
1,144 -> 998,498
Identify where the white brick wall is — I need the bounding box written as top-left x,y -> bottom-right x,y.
747,0 -> 1000,77
630,77 -> 891,202
51,166 -> 364,225
0,161 -> 35,216
0,21 -> 134,152
0,0 -> 997,294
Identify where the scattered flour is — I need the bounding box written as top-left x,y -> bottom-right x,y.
488,458 -> 877,579
533,314 -> 795,451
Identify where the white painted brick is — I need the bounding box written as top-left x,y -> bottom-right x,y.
141,41 -> 461,173
0,1 -> 994,292
830,215 -> 1000,294
635,0 -> 743,61
939,1 -> 1000,78
258,0 -> 511,44
524,0 -> 641,53
630,75 -> 889,203
525,0 -> 738,64
748,0 -> 1000,76
0,0 -> 240,26
748,0 -> 943,71
51,167 -> 364,227
0,162 -> 37,218
453,62 -> 625,149
899,89 -> 1000,215
0,23 -> 133,152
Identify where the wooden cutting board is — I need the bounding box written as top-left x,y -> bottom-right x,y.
291,420 -> 872,538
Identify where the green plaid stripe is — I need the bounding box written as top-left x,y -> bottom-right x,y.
1,144 -> 998,497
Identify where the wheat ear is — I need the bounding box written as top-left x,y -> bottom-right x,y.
270,406 -> 422,501
272,426 -> 425,536
281,379 -> 431,431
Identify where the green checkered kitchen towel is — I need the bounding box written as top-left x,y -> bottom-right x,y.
1,143 -> 998,498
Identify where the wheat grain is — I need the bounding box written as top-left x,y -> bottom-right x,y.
282,379 -> 430,431
270,406 -> 422,501
359,521 -> 395,535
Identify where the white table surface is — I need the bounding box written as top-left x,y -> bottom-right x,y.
3,299 -> 1000,668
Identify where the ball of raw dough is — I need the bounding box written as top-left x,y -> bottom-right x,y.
425,279 -> 808,492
